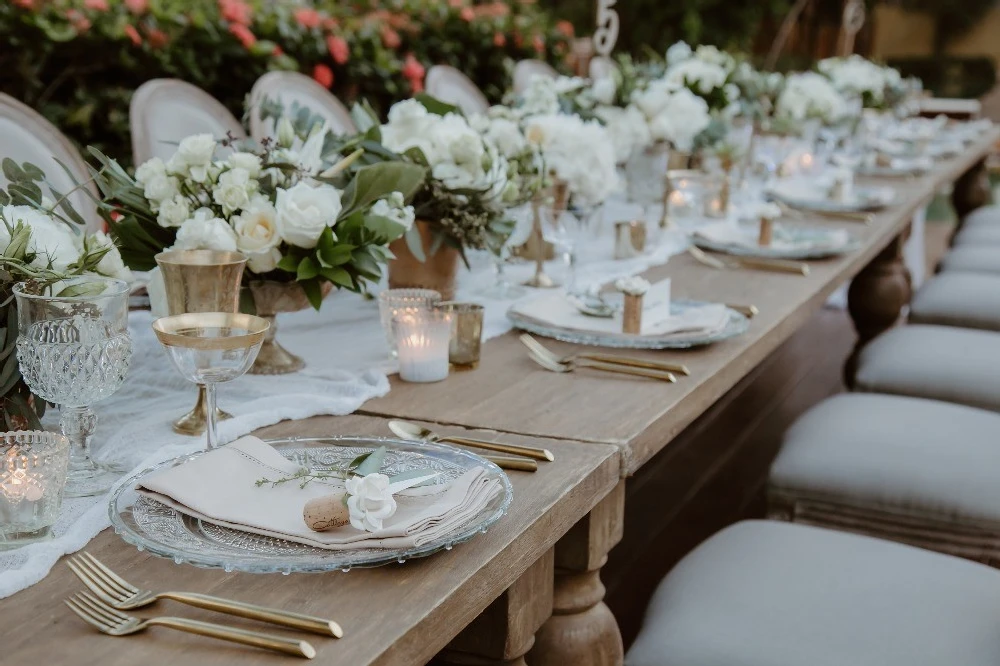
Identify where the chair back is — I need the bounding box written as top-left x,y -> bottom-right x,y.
248,71 -> 356,142
130,79 -> 245,165
589,56 -> 618,83
0,93 -> 102,231
513,60 -> 558,95
425,65 -> 489,116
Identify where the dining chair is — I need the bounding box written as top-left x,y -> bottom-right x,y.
588,55 -> 618,83
129,79 -> 245,166
424,65 -> 489,117
247,71 -> 356,143
512,59 -> 558,95
0,92 -> 102,231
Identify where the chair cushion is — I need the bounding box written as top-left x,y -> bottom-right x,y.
771,394 -> 1000,524
952,223 -> 1000,247
910,273 -> 1000,331
939,246 -> 1000,275
855,325 -> 1000,412
962,204 -> 1000,229
626,521 -> 1000,666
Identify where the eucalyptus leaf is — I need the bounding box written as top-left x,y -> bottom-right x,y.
404,224 -> 427,263
355,446 -> 387,476
387,468 -> 441,486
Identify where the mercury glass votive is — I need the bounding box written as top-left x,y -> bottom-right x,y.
435,302 -> 485,369
378,289 -> 442,358
392,311 -> 452,383
0,431 -> 70,549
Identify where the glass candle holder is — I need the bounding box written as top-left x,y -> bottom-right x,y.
1,431 -> 70,549
665,170 -> 722,224
392,311 -> 452,383
378,289 -> 442,358
435,302 -> 484,369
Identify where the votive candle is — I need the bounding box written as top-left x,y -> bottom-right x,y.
378,289 -> 442,358
1,431 -> 70,549
393,311 -> 452,383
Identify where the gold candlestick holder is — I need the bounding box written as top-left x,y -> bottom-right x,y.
623,294 -> 643,335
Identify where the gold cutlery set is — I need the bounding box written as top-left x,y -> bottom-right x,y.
65,551 -> 339,658
687,246 -> 810,276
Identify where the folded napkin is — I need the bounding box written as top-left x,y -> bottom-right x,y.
136,436 -> 504,550
511,280 -> 730,337
695,221 -> 850,253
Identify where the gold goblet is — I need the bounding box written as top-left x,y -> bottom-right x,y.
155,250 -> 247,436
152,313 -> 269,451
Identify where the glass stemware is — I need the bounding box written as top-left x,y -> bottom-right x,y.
538,202 -> 603,294
480,205 -> 532,300
625,145 -> 669,223
14,277 -> 132,497
152,313 -> 268,451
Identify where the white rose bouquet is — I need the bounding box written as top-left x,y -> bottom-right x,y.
94,119 -> 425,309
522,112 -> 619,207
663,42 -> 739,112
818,56 -> 905,111
630,79 -> 713,153
776,72 -> 848,125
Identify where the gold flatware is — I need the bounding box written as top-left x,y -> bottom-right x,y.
527,349 -> 677,383
688,246 -> 809,276
388,420 -> 555,462
483,454 -> 538,472
67,552 -> 341,638
725,303 -> 759,318
519,333 -> 690,376
774,200 -> 874,224
65,592 -> 317,659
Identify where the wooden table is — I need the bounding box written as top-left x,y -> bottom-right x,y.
0,415 -> 619,666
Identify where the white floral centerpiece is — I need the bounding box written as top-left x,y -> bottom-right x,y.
522,112 -> 619,207
663,41 -> 740,113
818,56 -> 905,111
776,72 -> 848,125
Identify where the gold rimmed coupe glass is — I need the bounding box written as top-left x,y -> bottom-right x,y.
152,313 -> 268,452
155,250 -> 247,437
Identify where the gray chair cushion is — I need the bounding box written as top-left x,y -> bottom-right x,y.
626,520 -> 1000,666
962,204 -> 1000,229
939,246 -> 1000,275
910,273 -> 1000,331
855,325 -> 1000,412
952,223 -> 1000,247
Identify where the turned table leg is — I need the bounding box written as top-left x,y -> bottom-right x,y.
844,232 -> 912,387
436,550 -> 555,666
951,157 -> 991,229
528,483 -> 625,666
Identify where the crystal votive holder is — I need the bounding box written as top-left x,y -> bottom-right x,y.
392,311 -> 453,383
665,170 -> 722,224
378,289 -> 442,358
0,431 -> 70,549
435,302 -> 485,369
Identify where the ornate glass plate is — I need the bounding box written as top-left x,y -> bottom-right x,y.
108,436 -> 513,572
507,300 -> 749,349
693,227 -> 862,260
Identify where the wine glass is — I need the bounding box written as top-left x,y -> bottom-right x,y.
14,277 -> 132,497
538,201 -> 603,294
480,205 -> 532,299
152,313 -> 268,451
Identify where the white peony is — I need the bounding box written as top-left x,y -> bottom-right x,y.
212,167 -> 255,215
173,208 -> 238,252
227,152 -> 262,178
666,40 -> 692,67
232,197 -> 281,255
523,113 -> 619,206
345,473 -> 397,532
134,157 -> 167,186
370,192 -> 415,233
1,205 -> 81,270
275,181 -> 342,249
89,230 -> 133,282
157,195 -> 191,229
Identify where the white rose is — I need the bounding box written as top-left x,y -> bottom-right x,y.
345,473 -> 397,532
381,100 -> 440,163
156,195 -> 191,228
233,197 -> 280,254
2,205 -> 81,270
227,152 -> 262,178
246,247 -> 282,274
143,173 -> 179,205
176,134 -> 217,167
592,77 -> 617,106
89,231 -> 133,282
173,208 -> 238,252
134,157 -> 167,185
212,167 -> 255,215
276,181 -> 342,249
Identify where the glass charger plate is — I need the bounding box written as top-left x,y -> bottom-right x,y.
507,300 -> 749,349
693,228 -> 862,260
768,185 -> 894,213
108,436 -> 513,572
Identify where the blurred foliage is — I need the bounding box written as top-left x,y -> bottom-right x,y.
889,56 -> 997,98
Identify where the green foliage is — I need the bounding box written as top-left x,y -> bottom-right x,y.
888,57 -> 997,99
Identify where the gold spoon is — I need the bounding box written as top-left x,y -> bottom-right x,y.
388,420 -> 554,462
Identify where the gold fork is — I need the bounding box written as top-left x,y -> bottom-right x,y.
67,552 -> 342,637
519,334 -> 690,376
688,246 -> 810,276
527,348 -> 676,382
773,200 -> 874,224
65,592 -> 317,658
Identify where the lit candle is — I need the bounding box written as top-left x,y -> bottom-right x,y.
800,153 -> 814,171
1,432 -> 69,547
392,311 -> 452,383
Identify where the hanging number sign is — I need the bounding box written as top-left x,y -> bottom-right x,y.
593,0 -> 619,56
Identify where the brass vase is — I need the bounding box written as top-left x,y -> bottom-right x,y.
155,250 -> 247,436
387,221 -> 461,300
247,280 -> 333,375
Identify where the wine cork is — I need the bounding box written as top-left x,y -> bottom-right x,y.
758,217 -> 774,247
303,491 -> 351,532
622,294 -> 643,335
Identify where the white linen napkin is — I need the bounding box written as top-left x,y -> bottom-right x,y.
694,221 -> 850,253
510,280 -> 730,337
135,437 -> 504,550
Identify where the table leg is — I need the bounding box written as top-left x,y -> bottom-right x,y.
844,232 -> 912,387
436,550 -> 555,666
951,157 -> 991,226
528,482 -> 625,666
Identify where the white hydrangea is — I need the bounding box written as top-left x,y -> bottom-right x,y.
818,56 -> 900,106
517,75 -> 561,117
776,72 -> 847,124
632,81 -> 711,152
666,41 -> 692,67
523,113 -> 619,206
595,105 -> 652,163
665,58 -> 730,96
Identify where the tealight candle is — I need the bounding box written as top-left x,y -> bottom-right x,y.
1,432 -> 70,549
378,289 -> 442,359
392,311 -> 452,383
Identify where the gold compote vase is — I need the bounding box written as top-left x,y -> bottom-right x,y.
246,280 -> 333,375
